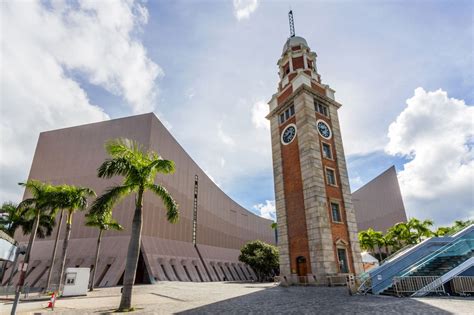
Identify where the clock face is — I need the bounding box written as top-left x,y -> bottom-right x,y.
281,124 -> 297,145
317,120 -> 332,139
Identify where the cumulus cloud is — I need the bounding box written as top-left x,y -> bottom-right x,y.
251,101 -> 270,130
0,0 -> 160,202
253,200 -> 276,220
385,88 -> 474,225
233,0 -> 259,20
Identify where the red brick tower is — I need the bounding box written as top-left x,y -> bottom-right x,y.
267,32 -> 363,283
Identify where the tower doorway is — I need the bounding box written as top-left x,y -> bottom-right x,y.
296,256 -> 307,282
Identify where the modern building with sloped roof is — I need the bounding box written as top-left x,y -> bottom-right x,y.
8,113 -> 274,289
352,166 -> 408,232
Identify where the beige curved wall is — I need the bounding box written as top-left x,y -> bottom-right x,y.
10,113 -> 273,288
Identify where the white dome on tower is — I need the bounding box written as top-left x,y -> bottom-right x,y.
282,36 -> 308,54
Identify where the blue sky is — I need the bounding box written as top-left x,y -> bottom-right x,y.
1,0 -> 473,226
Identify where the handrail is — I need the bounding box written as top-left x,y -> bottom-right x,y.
357,276 -> 372,295
381,224 -> 474,266
369,225 -> 474,294
400,238 -> 474,277
380,243 -> 415,265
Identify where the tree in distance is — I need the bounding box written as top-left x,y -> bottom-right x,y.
239,240 -> 279,282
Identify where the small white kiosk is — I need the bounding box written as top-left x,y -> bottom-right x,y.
62,267 -> 90,296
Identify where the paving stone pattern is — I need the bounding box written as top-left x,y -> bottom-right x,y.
1,282 -> 473,314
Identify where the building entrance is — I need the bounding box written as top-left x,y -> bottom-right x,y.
296,256 -> 307,282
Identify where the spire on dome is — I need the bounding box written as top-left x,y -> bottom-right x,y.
288,10 -> 295,37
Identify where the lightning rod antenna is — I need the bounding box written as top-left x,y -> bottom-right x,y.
288,10 -> 295,37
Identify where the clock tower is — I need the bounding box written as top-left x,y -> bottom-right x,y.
267,29 -> 363,283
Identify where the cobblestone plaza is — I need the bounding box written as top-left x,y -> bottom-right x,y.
1,281 -> 473,314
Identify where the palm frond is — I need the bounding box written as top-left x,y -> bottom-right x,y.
17,198 -> 37,211
18,180 -> 42,197
146,183 -> 179,223
148,159 -> 175,175
85,212 -> 123,231
98,157 -> 137,179
105,138 -> 145,159
89,185 -> 133,215
107,221 -> 124,231
20,212 -> 55,238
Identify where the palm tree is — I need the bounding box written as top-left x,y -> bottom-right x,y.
434,226 -> 451,237
381,232 -> 396,256
90,138 -> 178,311
0,202 -> 23,237
57,185 -> 96,287
85,211 -> 123,291
359,229 -> 376,253
433,220 -> 473,237
451,220 -> 474,233
372,230 -> 385,261
387,222 -> 411,251
11,180 -> 60,313
44,207 -> 64,291
3,204 -> 55,287
359,228 -> 383,261
407,218 -> 434,243
0,202 -> 21,284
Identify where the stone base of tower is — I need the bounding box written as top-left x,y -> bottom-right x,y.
278,272 -> 358,287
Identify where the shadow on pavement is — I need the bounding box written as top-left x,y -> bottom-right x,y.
177,285 -> 452,314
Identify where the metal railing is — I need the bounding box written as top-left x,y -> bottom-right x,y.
393,276 -> 445,296
451,276 -> 474,296
357,276 -> 372,295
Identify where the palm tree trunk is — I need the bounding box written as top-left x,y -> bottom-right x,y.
11,212 -> 40,315
58,212 -> 73,289
45,209 -> 64,290
119,188 -> 144,311
90,229 -> 103,291
377,246 -> 383,262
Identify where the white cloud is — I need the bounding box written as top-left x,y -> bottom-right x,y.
253,200 -> 275,220
217,122 -> 236,147
233,0 -> 259,20
385,88 -> 474,225
0,1 -> 160,202
174,95 -> 272,193
349,176 -> 364,191
251,101 -> 270,130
